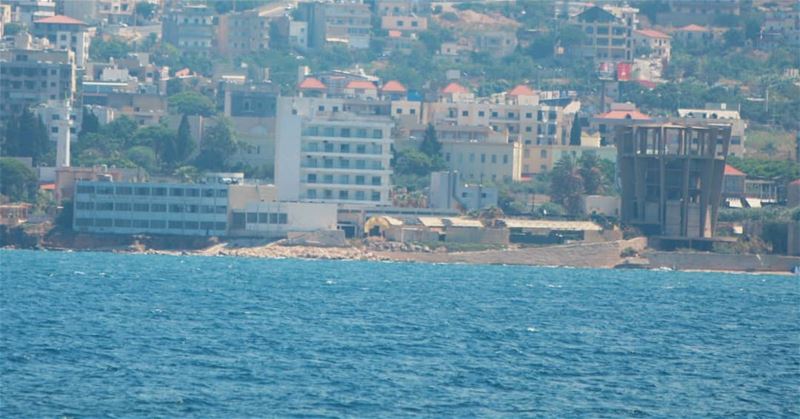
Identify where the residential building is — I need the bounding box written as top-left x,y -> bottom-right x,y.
162,4 -> 215,56
677,103 -> 746,156
573,5 -> 637,64
436,9 -> 519,57
437,131 -> 523,183
521,144 -> 617,175
633,28 -> 671,62
381,15 -> 427,33
0,34 -> 77,119
375,0 -> 431,16
275,96 -> 395,207
217,9 -> 271,59
31,15 -> 92,68
671,24 -> 718,47
95,0 -> 134,24
323,1 -> 371,49
33,99 -> 73,167
591,102 -> 653,145
5,0 -> 55,26
222,81 -> 279,171
429,171 -> 498,212
294,1 -> 326,49
657,0 -> 740,26
0,4 -> 12,36
761,5 -> 800,48
722,164 -> 746,201
72,175 -> 277,236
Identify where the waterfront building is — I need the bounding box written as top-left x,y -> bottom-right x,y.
72,174 -> 276,237
274,96 -> 395,207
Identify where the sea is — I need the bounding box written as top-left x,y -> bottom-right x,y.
1,250 -> 798,417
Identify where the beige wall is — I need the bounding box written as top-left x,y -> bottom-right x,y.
440,140 -> 522,182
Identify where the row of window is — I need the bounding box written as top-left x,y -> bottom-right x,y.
306,189 -> 382,201
76,218 -> 225,231
448,109 -> 559,121
76,184 -> 227,198
303,157 -> 385,170
304,126 -> 384,139
75,201 -> 227,214
304,142 -> 383,154
245,212 -> 289,225
0,67 -> 67,76
444,153 -> 510,165
306,174 -> 382,186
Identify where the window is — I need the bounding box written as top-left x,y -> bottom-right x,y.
77,185 -> 95,194
96,202 -> 114,211
170,188 -> 184,197
247,213 -> 257,223
115,203 -> 131,211
203,188 -> 215,197
76,201 -> 94,210
481,154 -> 486,163
371,176 -> 381,186
526,112 -> 532,119
153,187 -> 167,196
150,220 -> 166,229
503,155 -> 509,164
372,129 -> 382,138
135,187 -> 150,196
278,214 -> 288,224
307,189 -> 317,199
371,192 -> 381,202
216,206 -> 227,214
116,186 -> 132,195
323,190 -> 333,199
216,189 -> 228,198
186,188 -> 199,197
355,175 -> 365,185
355,191 -> 365,201
469,153 -> 475,162
150,204 -> 167,212
97,186 -> 114,195
133,203 -> 149,212
491,154 -> 497,163
339,190 -> 349,200
269,213 -> 278,224
170,204 -> 184,213
462,110 -> 468,117
95,218 -> 112,227
114,219 -> 131,227
168,221 -> 183,229
307,174 -> 317,183
478,111 -> 485,117
540,149 -> 547,158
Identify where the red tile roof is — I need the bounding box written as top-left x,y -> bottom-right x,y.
790,179 -> 800,186
381,80 -> 407,93
636,79 -> 658,89
678,24 -> 709,32
35,15 -> 87,25
724,164 -> 746,176
634,28 -> 670,39
388,30 -> 402,38
508,84 -> 535,96
595,110 -> 652,120
298,77 -> 326,90
346,80 -> 377,90
441,82 -> 469,94
174,68 -> 192,78
39,183 -> 56,191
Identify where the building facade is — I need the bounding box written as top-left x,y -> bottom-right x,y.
275,96 -> 394,206
573,5 -> 637,64
162,4 -> 215,56
31,14 -> 91,68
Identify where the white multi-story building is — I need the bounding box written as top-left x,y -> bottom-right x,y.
31,14 -> 92,68
275,96 -> 394,207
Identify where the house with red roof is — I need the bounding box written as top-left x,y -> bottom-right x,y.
344,80 -> 378,99
591,103 -> 653,145
722,164 -> 746,201
440,82 -> 473,103
671,24 -> 718,47
32,15 -> 92,68
380,80 -> 407,100
298,77 -> 327,98
506,84 -> 538,105
633,28 -> 671,62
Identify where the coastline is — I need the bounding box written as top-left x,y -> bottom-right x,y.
4,236 -> 797,275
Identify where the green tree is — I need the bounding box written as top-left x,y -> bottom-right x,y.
81,108 -> 100,135
578,154 -> 606,195
90,36 -> 132,61
101,115 -> 138,143
168,91 -> 216,116
1,108 -> 51,165
393,148 -> 443,176
569,113 -> 582,145
419,123 -> 442,157
549,156 -> 585,215
125,146 -> 157,172
132,124 -> 176,163
724,29 -> 746,47
134,1 -> 157,22
0,158 -> 38,202
3,22 -> 22,36
173,165 -> 202,182
194,118 -> 238,171
175,114 -> 195,163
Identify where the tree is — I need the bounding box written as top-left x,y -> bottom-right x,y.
168,91 -> 216,116
81,108 -> 99,135
90,37 -> 132,61
125,146 -> 157,172
724,29 -> 746,48
3,22 -> 22,36
0,158 -> 38,202
569,113 -> 582,145
173,165 -> 202,182
132,124 -> 176,163
549,156 -> 584,215
393,148 -> 442,176
134,1 -> 157,22
1,109 -> 51,165
101,115 -> 138,143
578,154 -> 606,195
175,114 -> 195,163
194,118 -> 238,171
419,123 -> 442,157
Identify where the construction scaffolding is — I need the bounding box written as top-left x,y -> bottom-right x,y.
615,123 -> 732,245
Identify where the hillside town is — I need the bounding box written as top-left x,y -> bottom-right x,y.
0,0 -> 798,271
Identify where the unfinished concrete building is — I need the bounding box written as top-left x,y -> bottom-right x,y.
615,123 -> 732,249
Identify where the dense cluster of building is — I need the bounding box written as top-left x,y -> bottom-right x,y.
0,0 -> 798,254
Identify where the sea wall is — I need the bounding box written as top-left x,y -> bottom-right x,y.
646,251 -> 800,272
378,237 -> 648,267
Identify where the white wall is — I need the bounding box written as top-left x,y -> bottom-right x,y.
275,98 -> 303,201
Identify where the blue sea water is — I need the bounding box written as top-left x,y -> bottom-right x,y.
0,250 -> 798,417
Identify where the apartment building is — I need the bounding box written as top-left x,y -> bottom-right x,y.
657,0 -> 740,26
573,5 -> 637,64
521,144 -> 616,175
375,0 -> 431,16
440,137 -> 523,183
217,9 -> 271,59
0,35 -> 76,119
72,175 -> 277,237
323,1 -> 371,49
162,4 -> 215,56
33,99 -> 73,167
0,4 -> 11,36
4,0 -> 55,26
222,82 -> 279,170
381,15 -> 428,33
633,28 -> 671,62
677,103 -> 746,156
31,15 -> 91,68
275,96 -> 394,207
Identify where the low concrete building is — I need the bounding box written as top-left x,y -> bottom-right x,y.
497,219 -> 611,244
234,201 -> 338,238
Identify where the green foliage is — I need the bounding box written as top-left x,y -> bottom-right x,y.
569,113 -> 581,146
727,156 -> 800,182
173,165 -> 202,183
175,114 -> 195,163
168,91 -> 216,116
1,108 -> 51,165
724,29 -> 746,48
81,108 -> 99,135
632,0 -> 670,24
134,1 -> 157,20
578,154 -> 607,195
55,200 -> 74,230
90,36 -> 132,61
0,158 -> 38,202
125,146 -> 157,172
194,118 -> 238,171
549,156 -> 584,214
393,148 -> 445,177
419,124 -> 442,157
